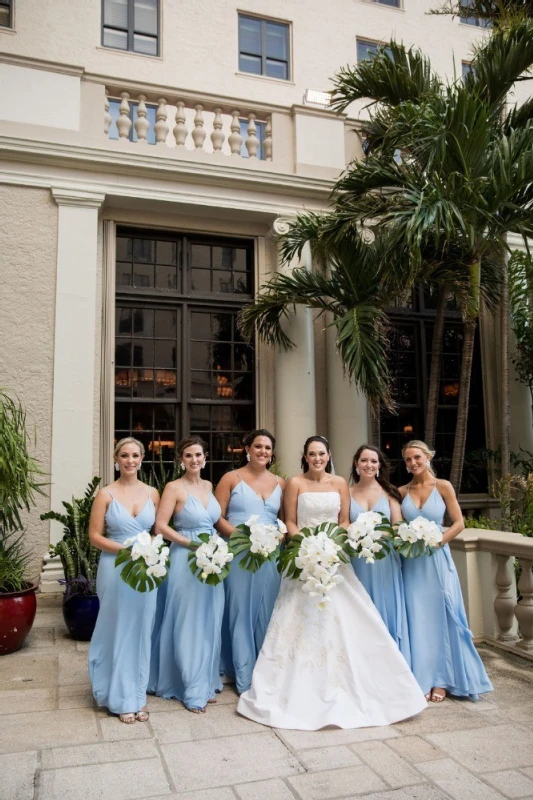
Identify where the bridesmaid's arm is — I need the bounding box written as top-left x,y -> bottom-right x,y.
336,478 -> 351,530
389,497 -> 403,525
88,490 -> 124,554
283,478 -> 301,538
214,472 -> 239,538
155,483 -> 191,547
437,479 -> 464,545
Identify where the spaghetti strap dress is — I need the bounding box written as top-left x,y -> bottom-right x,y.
220,478 -> 282,694
89,492 -> 157,715
350,494 -> 411,665
149,492 -> 223,710
401,487 -> 493,699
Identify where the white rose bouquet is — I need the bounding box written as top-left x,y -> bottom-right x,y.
188,533 -> 234,585
115,531 -> 170,592
392,515 -> 443,558
229,515 -> 287,573
345,510 -> 394,564
278,522 -> 349,611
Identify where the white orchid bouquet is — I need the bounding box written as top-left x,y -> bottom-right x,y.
345,510 -> 394,564
278,522 -> 349,611
392,515 -> 443,558
229,515 -> 287,573
115,531 -> 170,592
187,533 -> 234,585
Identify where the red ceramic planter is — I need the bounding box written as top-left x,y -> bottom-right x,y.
0,584 -> 37,655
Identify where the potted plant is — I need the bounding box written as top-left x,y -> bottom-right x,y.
0,390 -> 45,655
41,477 -> 101,640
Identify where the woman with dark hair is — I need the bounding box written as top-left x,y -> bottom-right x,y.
237,436 -> 427,730
349,444 -> 410,664
148,436 -> 224,713
215,429 -> 285,694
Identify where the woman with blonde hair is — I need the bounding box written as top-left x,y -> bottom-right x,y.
399,440 -> 492,702
88,437 -> 159,724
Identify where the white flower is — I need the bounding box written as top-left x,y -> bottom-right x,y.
245,514 -> 260,526
277,519 -> 288,535
397,516 -> 443,548
193,533 -> 233,581
397,522 -> 418,544
146,563 -> 167,578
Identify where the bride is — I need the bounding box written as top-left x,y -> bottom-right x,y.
237,436 -> 427,730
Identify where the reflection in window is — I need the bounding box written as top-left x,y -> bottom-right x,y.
0,0 -> 12,27
108,99 -> 157,144
356,38 -> 394,62
238,14 -> 290,80
459,0 -> 492,26
103,0 -> 159,54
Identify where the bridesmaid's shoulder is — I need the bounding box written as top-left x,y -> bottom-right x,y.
160,478 -> 186,499
215,469 -> 240,492
397,484 -> 409,499
436,478 -> 455,497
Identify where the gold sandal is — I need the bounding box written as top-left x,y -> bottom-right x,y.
135,709 -> 149,722
119,713 -> 136,724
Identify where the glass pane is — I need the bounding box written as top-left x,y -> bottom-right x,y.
0,6 -> 10,26
213,270 -> 232,293
155,309 -> 176,338
191,244 -> 210,267
234,344 -> 253,371
115,403 -> 130,430
212,314 -> 232,341
212,247 -> 233,270
191,269 -> 210,292
265,22 -> 288,60
214,370 -> 233,398
115,339 -> 132,366
116,262 -> 132,287
190,405 -> 210,429
265,59 -> 288,80
239,15 -> 262,55
134,0 -> 157,34
239,54 -> 262,75
375,0 -> 400,5
155,340 -> 176,367
233,372 -> 254,400
133,308 -> 154,336
234,249 -> 247,271
133,339 -> 154,367
132,368 -> 154,397
133,239 -> 154,262
154,404 -> 175,430
191,372 -> 212,399
103,28 -> 128,50
212,405 -> 234,428
116,237 -> 132,260
357,40 -> 377,62
155,370 -> 177,397
116,308 -> 132,335
133,33 -> 158,55
232,406 -> 255,431
155,265 -> 177,290
132,404 -> 153,431
115,369 -> 131,396
191,312 -> 211,340
104,0 -> 128,28
191,341 -> 211,369
233,272 -> 251,294
212,343 -> 231,371
133,264 -> 154,288
151,434 -> 176,461
156,240 -> 176,265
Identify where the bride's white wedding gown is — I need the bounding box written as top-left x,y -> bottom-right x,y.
237,491 -> 427,730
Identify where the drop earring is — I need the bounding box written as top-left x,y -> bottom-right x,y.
406,466 -> 411,473
355,467 -> 360,476
114,462 -> 120,472
376,469 -> 380,478
201,460 -> 207,469
246,453 -> 250,462
180,461 -> 185,471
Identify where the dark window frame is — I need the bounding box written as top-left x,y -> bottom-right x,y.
102,0 -> 160,56
0,0 -> 12,28
356,38 -> 393,62
238,13 -> 291,80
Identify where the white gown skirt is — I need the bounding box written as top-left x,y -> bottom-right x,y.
237,564 -> 427,730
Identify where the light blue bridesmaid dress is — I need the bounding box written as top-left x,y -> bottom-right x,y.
350,494 -> 411,665
220,477 -> 282,694
401,486 -> 493,699
149,493 -> 224,710
89,490 -> 157,715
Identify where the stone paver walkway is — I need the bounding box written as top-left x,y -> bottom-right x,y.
2,594 -> 533,800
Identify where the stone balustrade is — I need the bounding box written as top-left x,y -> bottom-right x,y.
103,87 -> 273,161
451,528 -> 533,659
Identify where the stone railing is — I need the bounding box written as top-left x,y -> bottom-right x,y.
103,86 -> 273,160
451,528 -> 533,659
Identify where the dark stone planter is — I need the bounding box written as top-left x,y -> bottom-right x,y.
0,583 -> 38,655
63,593 -> 100,641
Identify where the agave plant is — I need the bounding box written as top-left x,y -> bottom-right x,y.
41,477 -> 101,594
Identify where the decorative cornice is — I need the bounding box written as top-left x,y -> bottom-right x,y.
0,52 -> 84,77
51,187 -> 105,208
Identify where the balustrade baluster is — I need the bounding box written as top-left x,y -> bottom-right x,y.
494,554 -> 519,641
264,115 -> 272,161
228,110 -> 243,156
134,94 -> 150,143
191,104 -> 206,150
515,558 -> 533,652
104,90 -> 112,135
154,97 -> 169,145
116,92 -> 132,140
245,112 -> 259,159
173,101 -> 188,147
211,107 -> 225,152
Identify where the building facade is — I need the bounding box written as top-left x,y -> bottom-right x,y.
1,0 -> 531,588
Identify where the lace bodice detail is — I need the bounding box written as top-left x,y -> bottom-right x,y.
297,492 -> 341,529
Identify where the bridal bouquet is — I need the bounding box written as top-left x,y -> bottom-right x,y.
229,515 -> 287,573
345,511 -> 394,564
115,531 -> 170,592
188,533 -> 234,585
278,522 -> 349,611
392,515 -> 443,558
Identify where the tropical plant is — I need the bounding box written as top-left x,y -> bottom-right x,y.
509,249 -> 533,418
464,472 -> 533,536
41,477 -> 101,595
0,389 -> 46,593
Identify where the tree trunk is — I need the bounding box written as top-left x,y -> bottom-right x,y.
450,319 -> 477,493
425,287 -> 449,449
500,265 -> 511,478
370,405 -> 381,447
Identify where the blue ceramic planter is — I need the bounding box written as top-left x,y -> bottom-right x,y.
63,594 -> 100,641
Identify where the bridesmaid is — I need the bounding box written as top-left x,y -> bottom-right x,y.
149,436 -> 224,713
399,439 -> 493,702
88,437 -> 159,724
349,444 -> 411,665
215,429 -> 285,694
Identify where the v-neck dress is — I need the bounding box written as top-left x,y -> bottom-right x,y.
89,493 -> 157,715
220,478 -> 282,694
148,492 -> 224,710
350,494 -> 411,665
401,487 -> 493,699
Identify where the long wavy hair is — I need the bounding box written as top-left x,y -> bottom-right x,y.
301,436 -> 332,474
350,444 -> 401,502
401,439 -> 437,478
239,429 -> 276,467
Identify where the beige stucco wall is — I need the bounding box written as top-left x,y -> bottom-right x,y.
0,185 -> 57,581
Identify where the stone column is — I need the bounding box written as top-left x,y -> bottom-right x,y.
272,217 -> 316,477
40,188 -> 104,591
